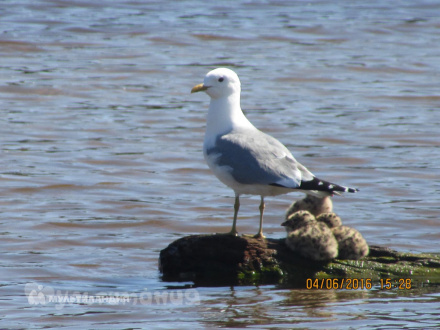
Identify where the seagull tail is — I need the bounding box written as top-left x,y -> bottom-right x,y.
298,177 -> 359,196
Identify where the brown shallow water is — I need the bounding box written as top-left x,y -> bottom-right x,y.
1,1 -> 440,328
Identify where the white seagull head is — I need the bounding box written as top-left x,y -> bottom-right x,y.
191,67 -> 241,99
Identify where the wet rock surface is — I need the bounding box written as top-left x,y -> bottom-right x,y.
159,234 -> 440,286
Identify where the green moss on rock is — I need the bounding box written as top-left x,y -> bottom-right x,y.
159,235 -> 440,287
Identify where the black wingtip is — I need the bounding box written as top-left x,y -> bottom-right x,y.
299,177 -> 358,194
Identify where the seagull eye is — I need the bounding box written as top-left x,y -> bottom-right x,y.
218,77 -> 224,82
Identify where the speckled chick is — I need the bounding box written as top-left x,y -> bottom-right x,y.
286,195 -> 333,218
281,211 -> 338,262
316,213 -> 369,260
316,212 -> 342,228
282,210 -> 316,233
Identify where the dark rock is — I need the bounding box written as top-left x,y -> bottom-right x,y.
159,234 -> 283,285
159,235 -> 440,287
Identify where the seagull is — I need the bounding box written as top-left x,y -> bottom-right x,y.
191,68 -> 358,238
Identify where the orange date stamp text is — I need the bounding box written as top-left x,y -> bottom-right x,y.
306,278 -> 412,290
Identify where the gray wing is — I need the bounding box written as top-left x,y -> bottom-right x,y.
205,129 -> 312,187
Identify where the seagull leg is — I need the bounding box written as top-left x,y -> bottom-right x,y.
254,196 -> 266,239
227,195 -> 240,236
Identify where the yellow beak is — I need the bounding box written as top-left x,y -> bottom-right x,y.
191,83 -> 209,93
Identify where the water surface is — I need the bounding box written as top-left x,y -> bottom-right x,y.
1,0 -> 440,328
